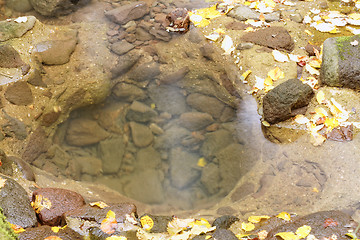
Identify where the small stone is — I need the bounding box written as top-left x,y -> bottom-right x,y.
32,188 -> 85,226
126,101 -> 158,123
22,127 -> 49,163
8,156 -> 35,181
73,156 -> 102,176
98,137 -> 125,174
0,16 -> 36,41
212,215 -> 239,229
139,214 -> 172,233
186,93 -> 225,119
129,121 -> 154,147
0,44 -> 25,68
199,43 -> 215,60
26,68 -> 47,87
111,40 -> 135,56
236,42 -> 254,50
112,82 -> 146,102
4,81 -> 33,106
135,27 -> 154,41
179,112 -> 214,131
128,62 -> 161,82
201,129 -> 234,158
200,162 -> 221,194
6,0 -> 33,12
35,38 -> 78,65
212,228 -> 238,240
135,146 -> 161,170
65,118 -> 110,146
105,1 -> 149,25
159,66 -> 190,84
290,13 -> 303,23
111,51 -> 141,78
1,111 -> 27,140
30,0 -> 90,16
149,28 -> 171,42
149,123 -> 164,135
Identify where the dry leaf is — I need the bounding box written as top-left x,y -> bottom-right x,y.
316,90 -> 326,104
10,223 -> 25,234
0,177 -> 6,189
276,212 -> 291,221
294,115 -> 310,124
101,210 -> 118,234
140,215 -> 154,231
248,215 -> 270,223
221,35 -> 235,55
197,158 -> 207,167
272,50 -> 289,62
295,225 -> 311,239
241,222 -> 255,232
167,217 -> 194,235
275,232 -> 298,240
268,66 -> 285,80
90,201 -> 109,209
31,195 -> 52,213
106,236 -> 128,240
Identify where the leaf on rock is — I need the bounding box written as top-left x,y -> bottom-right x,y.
0,177 -> 6,189
272,50 -> 289,62
44,237 -> 63,240
276,212 -> 291,221
105,236 -> 128,240
31,195 -> 52,213
140,215 -> 154,231
10,223 -> 25,234
275,232 -> 298,240
241,222 -> 255,232
323,218 -> 338,228
101,210 -> 118,235
248,215 -> 270,223
267,67 -> 284,81
90,201 -> 109,209
167,217 -> 194,235
295,225 -> 311,239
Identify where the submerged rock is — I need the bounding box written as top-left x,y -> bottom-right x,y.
6,0 -> 33,12
126,101 -> 158,123
30,0 -> 89,16
321,35 -> 360,89
34,38 -> 78,65
263,79 -> 314,124
179,112 -> 214,131
112,83 -> 146,102
0,44 -> 25,68
4,81 -> 33,106
111,40 -> 135,56
105,1 -> 149,25
98,137 -> 125,174
0,16 -> 36,42
129,121 -> 154,147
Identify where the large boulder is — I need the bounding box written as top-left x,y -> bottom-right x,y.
263,79 -> 314,124
321,35 -> 360,89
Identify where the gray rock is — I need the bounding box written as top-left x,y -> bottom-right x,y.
66,118 -> 110,146
135,146 -> 161,170
129,121 -> 153,147
188,27 -> 205,43
321,35 -> 360,89
105,1 -> 149,25
0,174 -> 37,228
241,26 -> 295,52
170,148 -> 201,189
154,125 -> 190,150
186,93 -> 225,119
290,13 -> 303,23
34,38 -> 78,65
212,215 -> 239,229
148,85 -> 188,115
30,0 -> 89,16
73,156 -> 102,176
179,112 -> 214,131
0,44 -> 25,68
220,106 -> 236,122
263,79 -> 314,124
1,111 -> 27,140
98,137 -> 125,174
111,40 -> 135,56
0,16 -> 36,42
228,4 -> 280,22
200,129 -> 233,158
212,228 -> 238,240
200,162 -> 220,194
6,0 -> 33,12
126,101 -> 158,123
112,83 -> 146,102
128,62 -> 161,82
4,81 -> 33,106
123,169 -> 164,204
0,150 -> 14,177
111,51 -> 141,78
236,42 -> 254,50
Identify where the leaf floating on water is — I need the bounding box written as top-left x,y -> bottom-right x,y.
241,222 -> 255,232
276,212 -> 291,221
248,215 -> 270,223
90,201 -> 109,209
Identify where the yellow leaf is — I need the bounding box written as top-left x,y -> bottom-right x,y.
349,13 -> 360,20
106,236 -> 127,240
275,232 -> 299,240
324,118 -> 339,131
215,28 -> 225,34
140,215 -> 154,231
312,187 -> 319,193
89,201 -> 109,209
314,107 -> 328,117
276,212 -> 291,221
197,158 -> 207,167
0,177 -> 6,189
241,222 -> 255,232
245,27 -> 254,32
264,76 -> 273,86
51,226 -> 60,233
150,103 -> 156,109
309,59 -> 321,68
189,218 -> 211,228
101,210 -> 117,234
240,70 -> 252,82
167,217 -> 194,235
305,30 -> 313,36
248,215 -> 270,223
267,67 -> 284,81
316,90 -> 326,104
196,4 -> 222,19
31,195 -> 52,213
295,225 -> 311,239
258,230 -> 269,240
10,224 -> 25,234
44,237 -> 62,240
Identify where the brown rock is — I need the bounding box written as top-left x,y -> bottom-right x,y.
4,81 -> 33,105
66,118 -> 110,146
19,225 -> 82,240
179,112 -> 214,131
159,66 -> 189,84
22,127 -> 49,163
105,1 -> 149,25
241,27 -> 295,52
129,121 -> 153,147
32,188 -> 86,226
0,44 -> 25,68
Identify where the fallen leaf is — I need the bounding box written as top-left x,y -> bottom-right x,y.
272,50 -> 289,62
248,215 -> 270,223
106,236 -> 127,240
240,70 -> 252,82
167,217 -> 194,235
10,223 -> 25,234
275,232 -> 298,240
140,215 -> 154,231
197,157 -> 207,167
241,222 -> 255,232
44,237 -> 62,240
324,117 -> 339,132
0,177 -> 6,189
101,210 -> 118,234
205,32 -> 220,41
258,230 -> 268,240
324,218 -> 338,228
221,35 -> 235,54
294,115 -> 310,124
295,225 -> 311,239
31,195 -> 52,213
305,64 -> 320,75
310,131 -> 326,146
268,66 -> 285,80
276,212 -> 291,221
316,90 -> 326,104
90,201 -> 109,209
351,40 -> 359,46
51,226 -> 66,233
